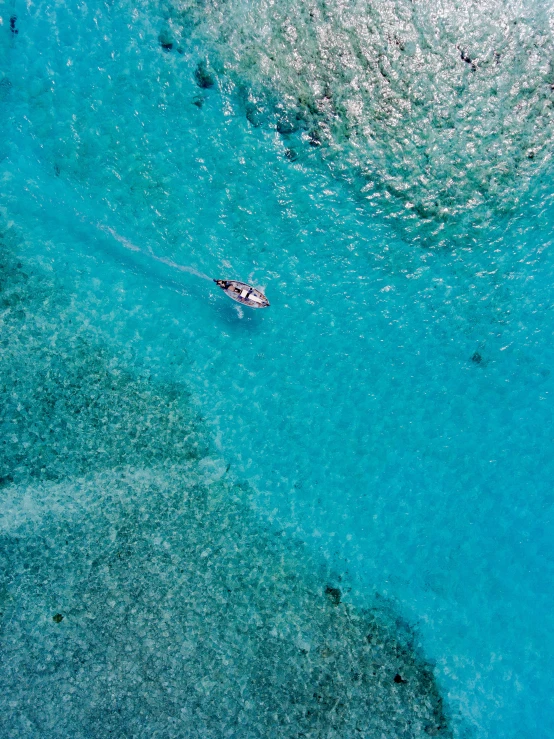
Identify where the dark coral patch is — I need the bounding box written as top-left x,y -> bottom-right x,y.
158,28 -> 174,51
284,148 -> 298,162
325,585 -> 341,605
309,130 -> 321,147
245,102 -> 262,127
194,61 -> 215,89
276,117 -> 298,135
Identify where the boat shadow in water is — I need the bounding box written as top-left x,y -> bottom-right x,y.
215,298 -> 269,333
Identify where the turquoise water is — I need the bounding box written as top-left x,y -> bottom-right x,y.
1,0 -> 554,736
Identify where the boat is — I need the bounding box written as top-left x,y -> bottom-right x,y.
214,279 -> 270,309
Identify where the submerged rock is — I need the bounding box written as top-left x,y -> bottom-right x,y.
158,26 -> 174,51
245,101 -> 263,127
309,129 -> 322,147
276,116 -> 298,135
325,585 -> 342,605
284,147 -> 299,161
194,60 -> 215,89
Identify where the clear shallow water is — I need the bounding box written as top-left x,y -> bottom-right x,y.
1,0 -> 554,737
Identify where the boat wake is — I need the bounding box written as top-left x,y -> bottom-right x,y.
96,224 -> 212,282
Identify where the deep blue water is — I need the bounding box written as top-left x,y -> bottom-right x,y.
1,0 -> 554,736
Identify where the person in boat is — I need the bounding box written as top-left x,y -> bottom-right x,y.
220,281 -> 241,295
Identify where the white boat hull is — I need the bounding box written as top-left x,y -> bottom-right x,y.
214,280 -> 270,309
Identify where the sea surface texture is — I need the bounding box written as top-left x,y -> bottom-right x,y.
0,0 -> 553,737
